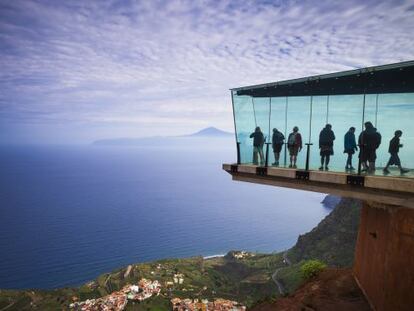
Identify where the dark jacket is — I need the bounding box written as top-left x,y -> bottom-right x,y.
344,131 -> 357,152
272,131 -> 284,148
319,128 -> 335,148
359,128 -> 381,150
388,136 -> 401,154
250,131 -> 265,147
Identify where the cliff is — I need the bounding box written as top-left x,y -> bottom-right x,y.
288,197 -> 361,267
251,268 -> 370,311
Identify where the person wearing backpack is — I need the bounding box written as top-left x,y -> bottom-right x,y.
272,128 -> 285,166
250,126 -> 265,165
358,121 -> 382,173
318,124 -> 335,171
287,126 -> 302,168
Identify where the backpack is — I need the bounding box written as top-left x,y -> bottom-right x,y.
288,133 -> 297,146
273,132 -> 284,144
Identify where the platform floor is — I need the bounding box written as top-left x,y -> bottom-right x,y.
249,163 -> 414,179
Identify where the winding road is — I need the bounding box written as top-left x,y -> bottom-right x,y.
272,251 -> 291,295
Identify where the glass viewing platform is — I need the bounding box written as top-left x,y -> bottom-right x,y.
230,61 -> 414,178
225,61 -> 414,311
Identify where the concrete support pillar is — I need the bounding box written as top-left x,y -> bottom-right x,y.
354,202 -> 414,311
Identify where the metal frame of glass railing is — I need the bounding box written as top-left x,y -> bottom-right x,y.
235,139 -> 412,178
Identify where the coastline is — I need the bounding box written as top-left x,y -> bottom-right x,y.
203,253 -> 226,259
0,250 -> 281,310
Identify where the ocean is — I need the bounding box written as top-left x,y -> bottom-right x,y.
0,139 -> 329,289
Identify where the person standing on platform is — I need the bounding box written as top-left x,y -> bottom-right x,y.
383,130 -> 409,175
344,127 -> 358,170
319,124 -> 335,171
250,127 -> 265,165
358,121 -> 381,173
287,126 -> 302,168
272,128 -> 285,166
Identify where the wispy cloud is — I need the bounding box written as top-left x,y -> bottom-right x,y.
1,0 -> 414,143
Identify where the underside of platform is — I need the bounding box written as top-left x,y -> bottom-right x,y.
223,164 -> 414,209
354,202 -> 414,311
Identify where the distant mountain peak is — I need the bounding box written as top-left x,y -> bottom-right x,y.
92,127 -> 233,145
189,127 -> 233,137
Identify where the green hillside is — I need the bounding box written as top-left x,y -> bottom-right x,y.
0,254 -> 283,310
275,197 -> 361,294
288,197 -> 361,267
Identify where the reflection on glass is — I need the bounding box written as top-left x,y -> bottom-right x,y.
328,95 -> 364,172
270,97 -> 287,166
232,90 -> 413,178
309,96 -> 329,170
233,93 -> 255,164
375,93 -> 414,175
286,97 -> 310,169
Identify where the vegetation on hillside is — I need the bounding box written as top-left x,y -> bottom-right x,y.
0,253 -> 283,310
274,197 -> 361,296
300,260 -> 327,280
288,197 -> 361,267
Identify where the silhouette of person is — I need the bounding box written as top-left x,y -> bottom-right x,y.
319,124 -> 335,171
344,127 -> 358,170
250,126 -> 265,165
383,130 -> 409,175
272,128 -> 284,166
358,121 -> 381,173
287,126 -> 302,168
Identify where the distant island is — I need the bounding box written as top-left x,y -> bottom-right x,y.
187,127 -> 233,137
92,127 -> 233,145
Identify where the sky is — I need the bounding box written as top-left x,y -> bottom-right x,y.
1,0 -> 414,144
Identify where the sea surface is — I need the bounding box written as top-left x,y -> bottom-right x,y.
0,139 -> 329,289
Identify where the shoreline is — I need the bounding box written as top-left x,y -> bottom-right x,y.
203,253 -> 226,259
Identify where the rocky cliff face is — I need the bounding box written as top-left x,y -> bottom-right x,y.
321,194 -> 341,209
251,268 -> 370,311
251,198 -> 368,311
288,197 -> 362,267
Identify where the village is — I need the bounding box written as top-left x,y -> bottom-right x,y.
69,278 -> 161,310
231,251 -> 255,260
171,298 -> 247,311
69,275 -> 246,311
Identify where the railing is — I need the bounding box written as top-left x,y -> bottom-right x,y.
234,140 -> 413,178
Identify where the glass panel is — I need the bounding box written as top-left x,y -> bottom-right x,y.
253,97 -> 271,141
232,93 -> 255,164
325,95 -> 364,172
362,93 -> 382,173
269,97 -> 287,166
232,89 -> 413,178
233,93 -> 270,165
309,96 -> 329,170
252,97 -> 270,166
362,94 -> 379,128
286,96 -> 311,168
374,93 -> 414,177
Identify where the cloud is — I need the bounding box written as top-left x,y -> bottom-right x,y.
0,0 -> 414,143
